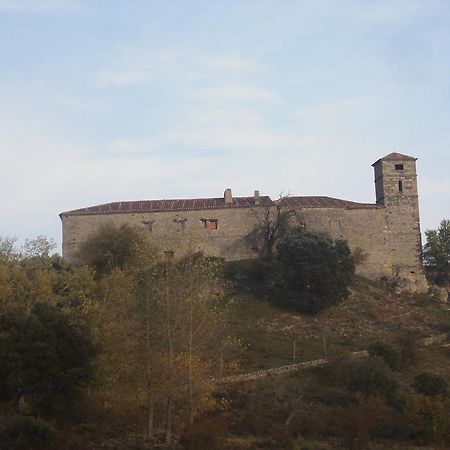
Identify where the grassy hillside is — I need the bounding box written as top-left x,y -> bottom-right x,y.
226,267 -> 449,372
217,262 -> 450,449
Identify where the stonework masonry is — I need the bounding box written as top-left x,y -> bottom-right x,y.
60,152 -> 428,292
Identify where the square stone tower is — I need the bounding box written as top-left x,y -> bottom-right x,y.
372,152 -> 428,291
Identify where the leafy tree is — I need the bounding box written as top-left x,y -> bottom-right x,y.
414,373 -> 448,397
21,236 -> 56,259
273,227 -> 355,314
406,394 -> 450,443
252,203 -> 304,260
0,236 -> 17,261
1,416 -> 57,450
78,223 -> 154,276
368,341 -> 402,371
345,358 -> 397,400
423,219 -> 450,285
144,254 -> 232,444
0,303 -> 95,418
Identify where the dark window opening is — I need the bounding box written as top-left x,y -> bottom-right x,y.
395,164 -> 404,170
163,250 -> 174,261
201,218 -> 218,230
172,217 -> 187,230
398,180 -> 403,192
142,220 -> 154,232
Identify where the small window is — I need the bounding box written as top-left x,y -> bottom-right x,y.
201,218 -> 218,230
142,220 -> 154,232
163,250 -> 174,261
398,180 -> 403,192
172,217 -> 187,230
395,164 -> 404,170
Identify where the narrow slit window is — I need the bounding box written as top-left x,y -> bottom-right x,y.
395,164 -> 404,170
398,180 -> 403,192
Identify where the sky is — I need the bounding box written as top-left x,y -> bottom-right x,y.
1,0 -> 449,252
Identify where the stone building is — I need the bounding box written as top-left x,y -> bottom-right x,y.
60,152 -> 428,292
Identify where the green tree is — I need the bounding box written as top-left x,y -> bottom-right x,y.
273,227 -> 354,314
414,373 -> 448,397
78,223 -> 154,276
21,236 -> 56,259
423,219 -> 450,285
0,303 -> 95,418
143,254 -> 233,444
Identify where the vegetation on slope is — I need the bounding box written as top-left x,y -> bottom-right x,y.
0,223 -> 450,449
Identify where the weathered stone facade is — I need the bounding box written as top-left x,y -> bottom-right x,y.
60,152 -> 428,292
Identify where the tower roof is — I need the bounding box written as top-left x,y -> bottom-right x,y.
372,152 -> 417,166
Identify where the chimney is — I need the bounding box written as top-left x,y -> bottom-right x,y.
254,190 -> 260,206
224,188 -> 233,205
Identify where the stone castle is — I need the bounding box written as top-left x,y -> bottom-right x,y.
60,152 -> 428,292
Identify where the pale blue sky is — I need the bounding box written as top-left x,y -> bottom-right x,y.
1,0 -> 449,251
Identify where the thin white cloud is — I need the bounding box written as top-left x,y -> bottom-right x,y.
197,83 -> 280,103
93,47 -> 261,89
0,0 -> 81,12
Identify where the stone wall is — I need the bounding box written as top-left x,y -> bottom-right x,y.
60,153 -> 429,292
61,205 -> 268,264
62,201 -> 424,291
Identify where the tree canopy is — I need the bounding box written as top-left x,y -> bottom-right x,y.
0,303 -> 95,418
423,219 -> 450,285
272,227 -> 355,314
78,223 -> 155,276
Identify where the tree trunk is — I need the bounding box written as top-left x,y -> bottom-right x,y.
146,395 -> 154,440
165,396 -> 172,445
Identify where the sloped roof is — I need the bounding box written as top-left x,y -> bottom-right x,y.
60,196 -> 274,217
372,152 -> 417,166
278,196 -> 380,210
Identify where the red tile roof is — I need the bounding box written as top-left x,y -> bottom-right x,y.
278,196 -> 380,209
60,194 -> 382,217
60,196 -> 273,217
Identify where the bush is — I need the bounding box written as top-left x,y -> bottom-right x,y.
78,223 -> 154,276
406,394 -> 450,443
1,416 -> 56,450
345,358 -> 397,400
331,397 -> 403,449
0,303 -> 95,418
272,228 -> 355,314
305,385 -> 357,407
397,335 -> 418,368
414,373 -> 448,397
179,418 -> 226,450
368,341 -> 402,371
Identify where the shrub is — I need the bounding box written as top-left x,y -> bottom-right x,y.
414,373 -> 448,397
1,416 -> 56,450
406,394 -> 450,443
78,223 -> 154,276
272,228 -> 355,314
179,418 -> 226,450
368,341 -> 402,371
331,397 -> 401,450
345,358 -> 397,400
0,303 -> 95,418
305,385 -> 357,407
397,335 -> 418,368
